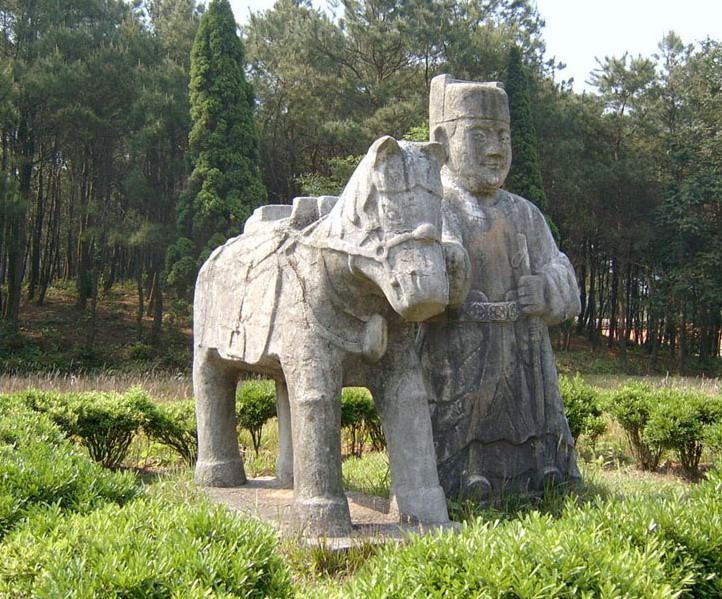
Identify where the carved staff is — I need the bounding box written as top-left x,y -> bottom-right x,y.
517,234 -> 545,428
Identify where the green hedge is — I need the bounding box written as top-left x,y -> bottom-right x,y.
0,403 -> 140,540
645,389 -> 722,479
8,387 -> 156,468
146,398 -> 198,465
0,494 -> 293,598
558,373 -> 607,443
603,382 -> 665,470
322,470 -> 722,599
341,387 -> 385,456
236,379 -> 277,457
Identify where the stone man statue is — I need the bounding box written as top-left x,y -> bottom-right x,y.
420,74 -> 582,501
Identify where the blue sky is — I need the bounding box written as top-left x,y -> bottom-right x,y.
227,0 -> 722,92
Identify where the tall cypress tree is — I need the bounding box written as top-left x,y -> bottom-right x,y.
167,0 -> 265,295
504,45 -> 548,214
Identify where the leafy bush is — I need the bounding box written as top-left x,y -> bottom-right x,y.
236,379 -> 277,456
0,494 -> 293,598
324,471 -> 722,599
705,420 -> 722,455
10,386 -> 157,468
331,509 -> 683,599
146,398 -> 198,464
645,388 -> 722,479
341,387 -> 379,457
69,387 -> 157,468
558,374 -> 607,443
127,341 -> 155,361
0,404 -> 140,540
604,382 -> 664,470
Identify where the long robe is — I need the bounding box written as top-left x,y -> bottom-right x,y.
421,181 -> 582,498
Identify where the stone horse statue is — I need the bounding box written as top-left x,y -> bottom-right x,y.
193,136 -> 456,535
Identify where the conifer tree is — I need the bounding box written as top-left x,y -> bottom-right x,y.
504,45 -> 548,214
167,0 -> 265,295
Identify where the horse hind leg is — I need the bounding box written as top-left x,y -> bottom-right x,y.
275,379 -> 294,488
194,347 -> 247,487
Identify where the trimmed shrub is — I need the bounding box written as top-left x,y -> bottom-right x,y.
705,420 -> 722,455
341,387 -> 376,457
0,404 -> 140,540
645,388 -> 722,479
236,379 -> 277,456
69,387 -> 157,468
331,508 -> 684,599
325,472 -> 722,599
604,382 -> 664,470
0,494 -> 293,598
146,398 -> 198,464
558,373 -> 607,443
9,386 -> 157,468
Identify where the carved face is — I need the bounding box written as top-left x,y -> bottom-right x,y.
374,182 -> 448,321
329,136 -> 450,322
443,118 -> 511,195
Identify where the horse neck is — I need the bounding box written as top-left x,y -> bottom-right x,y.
301,218 -> 387,324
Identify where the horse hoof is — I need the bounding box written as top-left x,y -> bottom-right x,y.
292,497 -> 352,537
195,459 -> 247,487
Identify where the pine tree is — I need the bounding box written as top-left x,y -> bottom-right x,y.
167,0 -> 265,295
504,45 -> 548,214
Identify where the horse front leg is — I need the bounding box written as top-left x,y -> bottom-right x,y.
284,355 -> 351,536
375,358 -> 449,525
194,346 -> 247,487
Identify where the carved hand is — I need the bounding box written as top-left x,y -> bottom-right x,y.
518,274 -> 546,316
443,240 -> 471,309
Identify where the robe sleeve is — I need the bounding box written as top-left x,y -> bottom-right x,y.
521,198 -> 581,326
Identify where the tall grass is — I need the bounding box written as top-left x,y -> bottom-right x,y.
0,370 -> 193,402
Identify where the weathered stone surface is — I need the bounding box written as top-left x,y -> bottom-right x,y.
421,74 -> 582,501
193,136 -> 451,535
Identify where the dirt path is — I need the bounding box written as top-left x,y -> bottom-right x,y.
205,477 -> 457,547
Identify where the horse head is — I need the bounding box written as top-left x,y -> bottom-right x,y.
327,136 -> 449,321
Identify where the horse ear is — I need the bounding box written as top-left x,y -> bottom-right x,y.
424,141 -> 447,166
370,135 -> 400,166
430,126 -> 449,163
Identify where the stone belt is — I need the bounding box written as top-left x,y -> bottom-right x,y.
459,300 -> 520,322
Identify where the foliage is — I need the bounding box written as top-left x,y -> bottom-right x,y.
645,388 -> 722,479
322,471 -> 722,599
342,451 -> 390,499
705,421 -> 722,454
603,382 -> 664,470
236,379 -> 277,457
504,45 -> 549,214
179,0 -> 265,262
558,373 -> 607,443
0,494 -> 293,598
0,400 -> 140,540
146,398 -> 198,464
10,386 -> 158,468
341,387 -> 384,456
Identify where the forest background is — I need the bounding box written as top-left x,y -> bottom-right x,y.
1,0 -> 721,374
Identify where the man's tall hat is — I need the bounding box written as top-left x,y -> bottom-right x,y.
429,74 -> 510,129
